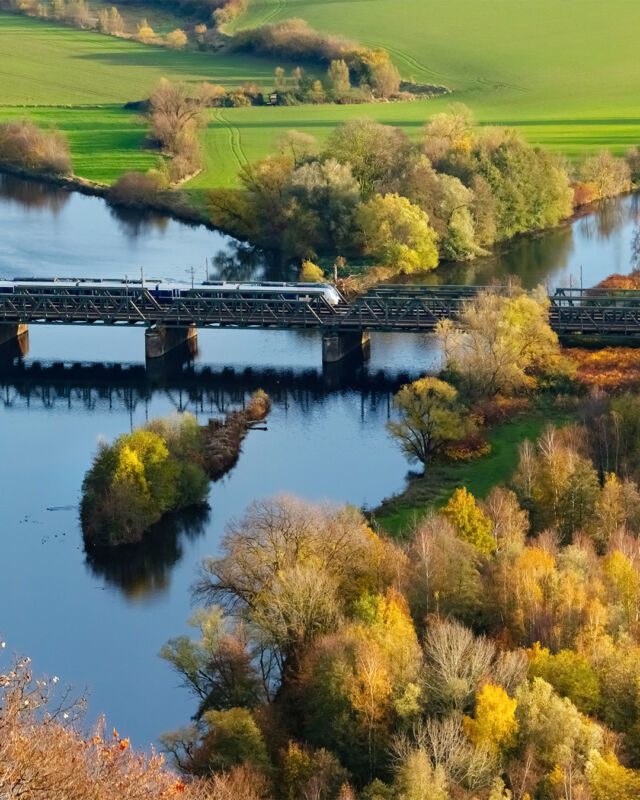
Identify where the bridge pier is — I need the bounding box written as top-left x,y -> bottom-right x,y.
0,323 -> 28,356
145,326 -> 198,361
322,331 -> 370,364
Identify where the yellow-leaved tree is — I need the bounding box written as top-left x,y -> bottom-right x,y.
464,683 -> 518,755
387,378 -> 473,473
441,487 -> 496,556
355,193 -> 439,274
437,286 -> 560,400
299,260 -> 324,282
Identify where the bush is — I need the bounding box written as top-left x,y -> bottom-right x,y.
107,171 -> 163,207
578,151 -> 631,200
299,260 -> 325,282
0,120 -> 71,175
166,29 -> 188,49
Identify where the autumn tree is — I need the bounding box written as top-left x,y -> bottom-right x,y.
194,496 -> 394,687
392,747 -> 448,800
149,79 -> 205,153
513,426 -> 600,538
325,119 -> 413,197
437,286 -> 560,400
276,129 -> 318,167
166,29 -> 188,49
387,378 -> 473,472
407,513 -> 483,625
136,18 -> 155,41
463,683 -> 518,755
441,487 -> 496,556
0,648 -> 212,798
299,260 -> 324,282
355,193 -> 439,273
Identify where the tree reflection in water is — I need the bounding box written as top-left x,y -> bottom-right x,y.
84,505 -> 210,600
0,173 -> 70,214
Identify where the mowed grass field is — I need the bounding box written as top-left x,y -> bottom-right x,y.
4,1 -> 640,189
0,13 -> 287,182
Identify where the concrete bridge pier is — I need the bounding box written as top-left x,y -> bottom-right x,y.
322,331 -> 370,364
144,325 -> 198,372
145,325 -> 198,362
0,323 -> 29,357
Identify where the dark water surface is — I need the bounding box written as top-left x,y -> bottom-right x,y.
0,176 -> 638,747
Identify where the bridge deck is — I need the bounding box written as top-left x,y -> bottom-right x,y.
0,284 -> 640,336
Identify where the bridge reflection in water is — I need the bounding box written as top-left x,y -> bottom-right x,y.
0,356 -> 406,417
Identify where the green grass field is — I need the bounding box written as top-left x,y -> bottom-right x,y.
376,408 -> 575,537
4,1 -> 640,189
0,12 -> 287,184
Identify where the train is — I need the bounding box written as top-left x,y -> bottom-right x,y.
0,278 -> 344,306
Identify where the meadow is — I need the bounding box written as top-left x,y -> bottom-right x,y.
4,1 -> 640,189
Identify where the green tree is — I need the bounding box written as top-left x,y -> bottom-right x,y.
527,644 -> 601,715
327,59 -> 350,98
387,378 -> 472,472
325,119 -> 413,197
162,708 -> 271,776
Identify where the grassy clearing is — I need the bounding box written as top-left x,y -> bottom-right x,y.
375,409 -> 575,538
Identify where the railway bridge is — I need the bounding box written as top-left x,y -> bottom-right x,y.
0,282 -> 639,364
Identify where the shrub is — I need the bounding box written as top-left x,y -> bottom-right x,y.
107,171 -> 163,207
578,151 -> 631,200
213,0 -> 247,26
232,19 -> 399,97
136,18 -> 155,42
166,29 -> 188,49
443,431 -> 491,461
0,120 -> 71,174
573,180 -> 600,207
300,260 -> 325,282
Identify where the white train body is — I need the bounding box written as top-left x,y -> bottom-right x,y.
0,278 -> 343,307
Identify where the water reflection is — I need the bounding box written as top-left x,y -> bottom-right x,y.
436,224 -> 575,288
0,359 -> 403,416
85,506 -> 211,601
108,204 -> 171,239
0,173 -> 70,214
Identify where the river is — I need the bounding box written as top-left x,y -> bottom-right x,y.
0,175 -> 638,748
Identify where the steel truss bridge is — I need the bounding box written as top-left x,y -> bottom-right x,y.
2,283 -> 640,335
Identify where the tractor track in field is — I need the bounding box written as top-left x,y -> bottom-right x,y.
259,0 -> 286,24
364,40 -> 450,85
214,109 -> 248,170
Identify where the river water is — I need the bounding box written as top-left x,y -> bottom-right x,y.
0,175 -> 638,747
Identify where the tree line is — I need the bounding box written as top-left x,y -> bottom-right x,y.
207,106 -> 638,276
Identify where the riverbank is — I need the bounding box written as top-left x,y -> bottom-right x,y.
0,162 -> 215,230
374,403 -> 578,537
